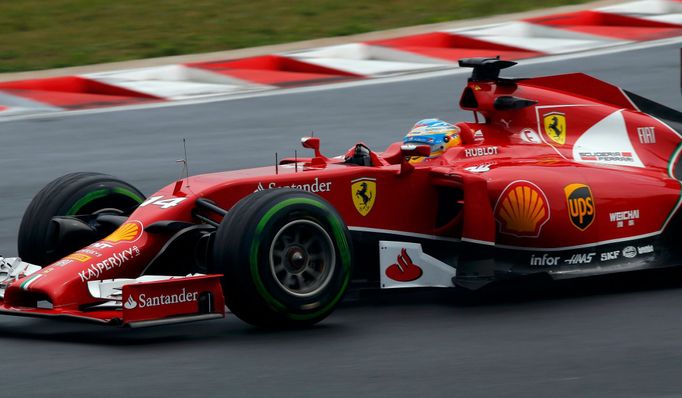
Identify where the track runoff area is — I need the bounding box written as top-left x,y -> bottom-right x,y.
1,0 -> 681,119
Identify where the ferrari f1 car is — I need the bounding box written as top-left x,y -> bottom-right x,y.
1,57 -> 682,328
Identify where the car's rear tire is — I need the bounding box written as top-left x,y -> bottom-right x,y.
18,172 -> 145,265
210,188 -> 353,328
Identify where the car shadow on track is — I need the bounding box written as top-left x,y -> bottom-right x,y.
347,266 -> 682,308
0,318 -> 356,347
0,266 -> 680,346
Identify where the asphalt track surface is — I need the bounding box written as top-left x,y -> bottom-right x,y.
1,42 -> 682,397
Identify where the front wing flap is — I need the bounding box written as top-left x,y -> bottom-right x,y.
119,274 -> 225,327
0,263 -> 225,327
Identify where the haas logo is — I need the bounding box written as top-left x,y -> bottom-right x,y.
123,295 -> 137,310
385,248 -> 423,282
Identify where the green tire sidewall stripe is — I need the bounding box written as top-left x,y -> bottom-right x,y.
67,189 -> 108,215
66,187 -> 144,216
249,197 -> 352,320
112,187 -> 145,204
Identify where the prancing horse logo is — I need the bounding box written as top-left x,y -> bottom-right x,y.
543,112 -> 567,145
351,177 -> 376,216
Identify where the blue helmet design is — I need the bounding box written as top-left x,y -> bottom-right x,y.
403,119 -> 461,159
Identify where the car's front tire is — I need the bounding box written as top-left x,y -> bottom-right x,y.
18,172 -> 145,265
210,188 -> 353,328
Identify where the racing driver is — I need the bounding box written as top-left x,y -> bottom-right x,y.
403,118 -> 462,162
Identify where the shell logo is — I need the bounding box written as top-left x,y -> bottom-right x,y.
494,180 -> 550,238
103,221 -> 143,244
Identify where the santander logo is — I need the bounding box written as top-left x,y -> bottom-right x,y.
123,288 -> 199,310
385,248 -> 423,282
124,295 -> 137,309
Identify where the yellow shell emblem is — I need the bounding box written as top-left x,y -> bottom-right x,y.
542,112 -> 566,145
65,253 -> 91,262
494,181 -> 550,237
103,221 -> 143,243
351,177 -> 376,216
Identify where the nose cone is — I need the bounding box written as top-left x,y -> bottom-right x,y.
4,230 -> 154,308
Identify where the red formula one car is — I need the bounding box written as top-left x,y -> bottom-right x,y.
1,57 -> 682,328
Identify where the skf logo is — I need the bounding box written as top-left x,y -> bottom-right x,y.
494,180 -> 550,238
564,183 -> 595,231
351,177 -> 376,216
543,112 -> 566,145
385,248 -> 423,282
103,221 -> 143,244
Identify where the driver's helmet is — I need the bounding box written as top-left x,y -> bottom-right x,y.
403,119 -> 461,161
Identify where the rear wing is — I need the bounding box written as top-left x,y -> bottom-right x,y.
458,57 -> 517,82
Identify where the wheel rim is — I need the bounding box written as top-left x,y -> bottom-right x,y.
269,219 -> 336,297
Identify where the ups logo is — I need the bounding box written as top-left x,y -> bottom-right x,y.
564,183 -> 595,231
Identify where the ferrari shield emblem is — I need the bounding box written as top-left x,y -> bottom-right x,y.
352,177 -> 376,216
543,112 -> 566,145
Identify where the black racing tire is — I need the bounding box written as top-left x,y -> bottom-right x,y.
18,172 -> 145,265
210,188 -> 353,328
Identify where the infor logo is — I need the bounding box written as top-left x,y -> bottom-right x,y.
564,183 -> 595,231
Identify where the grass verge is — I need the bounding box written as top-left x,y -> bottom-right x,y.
0,0 -> 594,73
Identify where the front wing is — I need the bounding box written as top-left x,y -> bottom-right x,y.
0,257 -> 225,327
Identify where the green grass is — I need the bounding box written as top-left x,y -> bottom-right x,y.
0,0 -> 593,73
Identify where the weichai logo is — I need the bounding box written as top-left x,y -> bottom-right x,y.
564,183 -> 595,231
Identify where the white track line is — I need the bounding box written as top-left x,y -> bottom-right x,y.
1,36 -> 681,124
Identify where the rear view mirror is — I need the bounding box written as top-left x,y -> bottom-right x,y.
399,144 -> 430,175
301,137 -> 320,151
400,144 -> 431,158
301,137 -> 326,159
